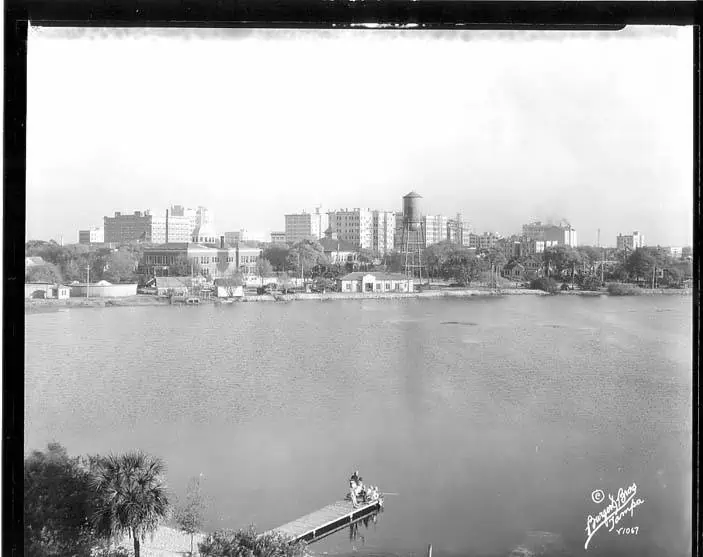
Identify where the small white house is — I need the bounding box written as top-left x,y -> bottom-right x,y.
338,272 -> 413,293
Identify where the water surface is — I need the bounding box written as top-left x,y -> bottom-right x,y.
25,296 -> 692,557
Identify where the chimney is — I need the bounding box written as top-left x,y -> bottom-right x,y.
165,209 -> 169,244
220,235 -> 225,249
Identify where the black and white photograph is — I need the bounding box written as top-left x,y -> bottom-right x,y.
20,21 -> 693,557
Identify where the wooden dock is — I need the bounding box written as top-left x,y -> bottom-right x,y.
268,498 -> 382,543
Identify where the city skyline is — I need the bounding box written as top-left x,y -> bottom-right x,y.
26,26 -> 692,247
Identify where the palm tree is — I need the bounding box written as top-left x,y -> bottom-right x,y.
91,451 -> 170,557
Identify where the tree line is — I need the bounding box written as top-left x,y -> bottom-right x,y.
26,239 -> 691,290
25,241 -> 144,285
24,443 -> 307,557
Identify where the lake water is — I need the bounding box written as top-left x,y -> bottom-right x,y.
25,296 -> 692,557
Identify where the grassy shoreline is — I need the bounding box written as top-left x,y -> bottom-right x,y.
24,287 -> 691,312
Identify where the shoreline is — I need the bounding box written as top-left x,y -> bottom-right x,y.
24,288 -> 692,312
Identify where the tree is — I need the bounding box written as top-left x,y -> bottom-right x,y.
626,248 -> 656,282
357,248 -> 376,271
286,240 -> 329,279
175,477 -> 206,556
25,263 -> 63,284
91,452 -> 170,557
199,527 -> 308,557
530,277 -> 559,294
543,245 -> 582,278
256,258 -> 274,281
485,248 -> 507,270
24,443 -> 96,557
103,250 -> 139,283
262,245 -> 290,273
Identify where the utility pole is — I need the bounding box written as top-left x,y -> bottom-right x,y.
86,264 -> 90,298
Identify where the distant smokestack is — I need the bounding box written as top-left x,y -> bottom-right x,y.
220,235 -> 225,249
165,209 -> 169,244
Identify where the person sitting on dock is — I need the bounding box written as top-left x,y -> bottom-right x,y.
368,486 -> 379,501
351,470 -> 363,484
349,480 -> 359,508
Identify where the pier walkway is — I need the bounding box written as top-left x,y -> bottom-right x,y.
268,499 -> 382,543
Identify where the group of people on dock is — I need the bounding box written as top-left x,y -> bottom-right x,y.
348,470 -> 381,508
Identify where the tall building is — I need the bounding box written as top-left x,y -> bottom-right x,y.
284,207 -> 329,243
393,211 -> 405,250
171,205 -> 199,234
423,215 -> 450,247
328,208 -> 373,250
447,213 -> 473,246
371,210 -> 396,255
104,211 -> 153,244
616,231 -> 645,251
78,227 -> 104,244
151,211 -> 193,244
522,220 -> 577,248
196,206 -> 213,227
477,232 -> 503,251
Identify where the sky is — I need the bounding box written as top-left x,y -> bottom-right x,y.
26,26 -> 693,247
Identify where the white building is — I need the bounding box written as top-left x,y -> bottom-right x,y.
447,214 -> 473,246
170,205 -> 200,234
328,208 -> 374,250
371,210 -> 396,255
424,215 -> 450,247
617,231 -> 645,251
338,272 -> 414,293
285,207 -> 329,243
78,227 -> 104,244
151,214 -> 193,244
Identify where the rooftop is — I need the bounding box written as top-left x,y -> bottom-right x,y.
339,272 -> 409,281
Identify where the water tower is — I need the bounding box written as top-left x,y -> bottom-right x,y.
400,191 -> 426,282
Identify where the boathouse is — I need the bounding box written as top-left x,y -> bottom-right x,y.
338,272 -> 413,293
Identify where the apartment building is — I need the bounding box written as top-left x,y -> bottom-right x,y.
467,232 -> 503,251
151,213 -> 193,244
447,214 -> 473,246
371,210 -> 396,255
104,211 -> 153,243
78,227 -> 104,244
285,207 -> 329,243
424,215 -> 450,247
616,231 -> 645,251
328,208 -> 374,250
522,221 -> 578,248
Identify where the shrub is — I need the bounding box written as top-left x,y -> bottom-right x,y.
579,276 -> 602,291
199,527 -> 308,557
607,282 -> 642,296
529,277 -> 559,294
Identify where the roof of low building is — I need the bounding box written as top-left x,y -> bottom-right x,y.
154,277 -> 191,288
339,271 -> 409,281
25,256 -> 47,266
